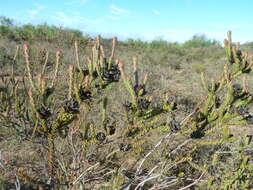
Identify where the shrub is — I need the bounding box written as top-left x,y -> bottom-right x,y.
184,34 -> 221,48
0,16 -> 88,45
192,63 -> 206,73
125,38 -> 148,48
35,24 -> 58,42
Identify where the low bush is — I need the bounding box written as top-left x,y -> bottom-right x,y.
183,34 -> 221,48
192,63 -> 206,73
0,16 -> 89,45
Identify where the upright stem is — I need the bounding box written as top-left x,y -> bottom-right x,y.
47,129 -> 56,181
24,44 -> 35,91
75,41 -> 81,71
51,50 -> 61,88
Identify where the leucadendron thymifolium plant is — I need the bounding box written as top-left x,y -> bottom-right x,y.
71,37 -> 122,147
73,35 -> 121,98
181,31 -> 253,140
0,45 -> 32,136
18,37 -> 123,189
118,56 -> 178,155
111,31 -> 253,190
19,44 -> 81,189
173,31 -> 253,189
24,44 -> 79,138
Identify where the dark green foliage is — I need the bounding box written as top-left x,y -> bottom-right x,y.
96,132 -> 106,141
78,88 -> 92,101
102,65 -> 121,82
64,98 -> 80,114
37,105 -> 52,119
119,143 -> 132,152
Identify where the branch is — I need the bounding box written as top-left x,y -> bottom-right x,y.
135,132 -> 173,176
177,172 -> 205,190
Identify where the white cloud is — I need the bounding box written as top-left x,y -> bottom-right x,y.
27,10 -> 39,16
106,4 -> 130,21
153,10 -> 161,15
52,12 -> 102,27
34,4 -> 45,10
106,15 -> 120,20
65,0 -> 89,5
109,4 -> 130,15
27,4 -> 45,17
54,12 -> 78,25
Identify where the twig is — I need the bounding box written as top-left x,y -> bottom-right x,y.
135,165 -> 159,190
179,109 -> 198,126
106,149 -> 120,159
177,172 -> 205,190
169,139 -> 191,156
72,162 -> 99,185
150,179 -> 178,190
134,174 -> 161,190
15,173 -> 21,190
0,150 -> 4,170
135,132 -> 173,176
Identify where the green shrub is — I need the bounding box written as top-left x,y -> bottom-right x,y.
125,38 -> 148,48
149,38 -> 170,49
125,37 -> 182,51
35,24 -> 58,42
184,34 -> 221,48
192,63 -> 206,73
0,16 -> 88,45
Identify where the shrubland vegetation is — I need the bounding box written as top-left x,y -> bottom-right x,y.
0,16 -> 86,44
1,16 -> 253,190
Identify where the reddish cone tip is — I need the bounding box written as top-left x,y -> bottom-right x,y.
56,50 -> 61,56
24,44 -> 29,50
118,60 -> 124,70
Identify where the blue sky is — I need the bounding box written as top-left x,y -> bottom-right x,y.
1,0 -> 253,43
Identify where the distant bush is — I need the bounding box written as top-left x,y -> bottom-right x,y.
0,16 -> 15,39
183,34 -> 221,48
149,38 -> 178,49
0,16 -> 88,44
125,38 -> 148,48
125,35 -> 221,51
125,37 -> 182,52
0,16 -> 13,26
